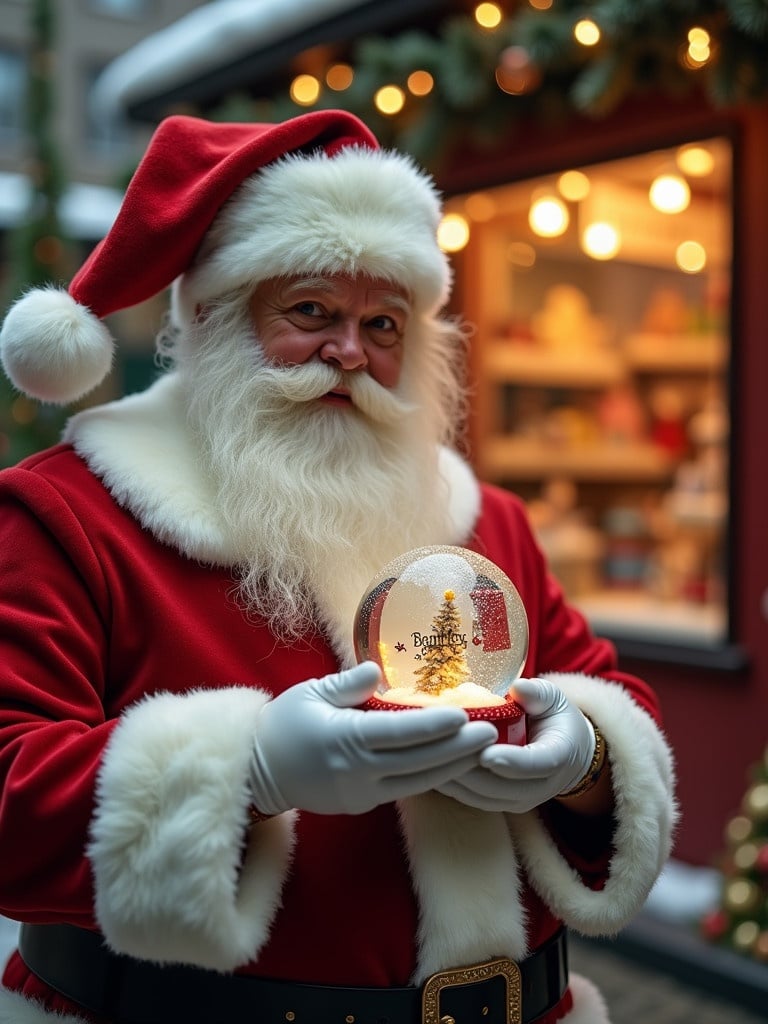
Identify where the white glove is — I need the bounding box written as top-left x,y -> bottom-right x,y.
248,661 -> 498,816
436,678 -> 595,814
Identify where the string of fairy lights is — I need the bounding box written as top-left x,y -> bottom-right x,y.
248,2 -> 734,266
283,3 -> 724,118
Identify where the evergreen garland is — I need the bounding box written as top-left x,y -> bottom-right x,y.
1,0 -> 70,465
6,0 -> 70,296
214,0 -> 768,168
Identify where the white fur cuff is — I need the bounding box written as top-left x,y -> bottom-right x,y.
88,686 -> 296,971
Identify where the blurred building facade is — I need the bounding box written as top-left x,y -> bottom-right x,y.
0,0 -> 204,407
0,0 -> 206,225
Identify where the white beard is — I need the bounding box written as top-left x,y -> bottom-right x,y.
173,298 -> 458,649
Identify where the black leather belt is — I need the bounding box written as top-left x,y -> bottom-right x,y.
19,922 -> 568,1024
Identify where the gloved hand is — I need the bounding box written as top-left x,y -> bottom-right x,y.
248,661 -> 498,816
436,678 -> 595,814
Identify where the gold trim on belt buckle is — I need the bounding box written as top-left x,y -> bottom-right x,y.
421,957 -> 522,1024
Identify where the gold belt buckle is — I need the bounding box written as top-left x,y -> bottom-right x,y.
421,957 -> 522,1024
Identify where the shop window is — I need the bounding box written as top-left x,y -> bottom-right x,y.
449,137 -> 732,654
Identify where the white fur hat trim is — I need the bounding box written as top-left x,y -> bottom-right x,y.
174,147 -> 451,327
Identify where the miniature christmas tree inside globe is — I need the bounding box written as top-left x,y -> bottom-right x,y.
353,546 -> 529,742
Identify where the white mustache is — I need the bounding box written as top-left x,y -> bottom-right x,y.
253,362 -> 417,425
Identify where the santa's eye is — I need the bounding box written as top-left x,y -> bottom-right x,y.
293,300 -> 325,318
368,314 -> 397,331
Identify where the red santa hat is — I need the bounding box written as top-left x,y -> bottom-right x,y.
0,110 -> 451,405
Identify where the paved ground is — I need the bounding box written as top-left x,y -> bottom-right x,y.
571,935 -> 767,1024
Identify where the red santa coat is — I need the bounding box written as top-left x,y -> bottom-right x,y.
0,375 -> 676,1024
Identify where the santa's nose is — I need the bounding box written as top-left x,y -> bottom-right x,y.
319,321 -> 368,372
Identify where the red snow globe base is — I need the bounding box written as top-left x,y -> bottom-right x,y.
353,546 -> 529,745
362,692 -> 526,744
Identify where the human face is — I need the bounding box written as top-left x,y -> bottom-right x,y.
248,275 -> 410,399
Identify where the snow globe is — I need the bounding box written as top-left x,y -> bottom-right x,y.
353,546 -> 529,743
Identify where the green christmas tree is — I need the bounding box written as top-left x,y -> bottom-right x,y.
700,745 -> 768,963
413,589 -> 470,696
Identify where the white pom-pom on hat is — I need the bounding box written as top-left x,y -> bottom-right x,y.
0,287 -> 115,405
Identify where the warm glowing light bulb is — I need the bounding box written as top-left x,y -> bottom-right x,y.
676,240 -> 707,273
688,27 -> 710,47
528,0 -> 553,8
290,74 -> 320,105
687,42 -> 710,64
326,64 -> 354,91
686,27 -> 711,66
574,19 -> 601,46
733,921 -> 760,951
581,222 -> 620,260
374,85 -> 406,115
528,196 -> 569,238
557,170 -> 590,201
437,213 -> 471,253
407,70 -> 434,96
649,173 -> 691,213
475,3 -> 502,29
676,145 -> 715,177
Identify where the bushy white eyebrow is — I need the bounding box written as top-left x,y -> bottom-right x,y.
282,276 -> 336,294
376,292 -> 411,316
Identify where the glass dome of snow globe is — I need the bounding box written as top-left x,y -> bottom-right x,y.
353,546 -> 529,743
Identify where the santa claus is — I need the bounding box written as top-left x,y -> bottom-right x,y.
0,110 -> 676,1024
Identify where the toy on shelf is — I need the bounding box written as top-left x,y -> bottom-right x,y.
648,383 -> 689,459
640,286 -> 692,335
528,479 -> 604,597
531,284 -> 612,351
595,382 -> 647,446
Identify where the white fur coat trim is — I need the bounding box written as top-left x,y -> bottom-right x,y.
64,374 -> 233,565
567,972 -> 612,1023
87,685 -> 296,971
508,671 -> 679,936
63,372 -> 481,570
399,791 -> 528,984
